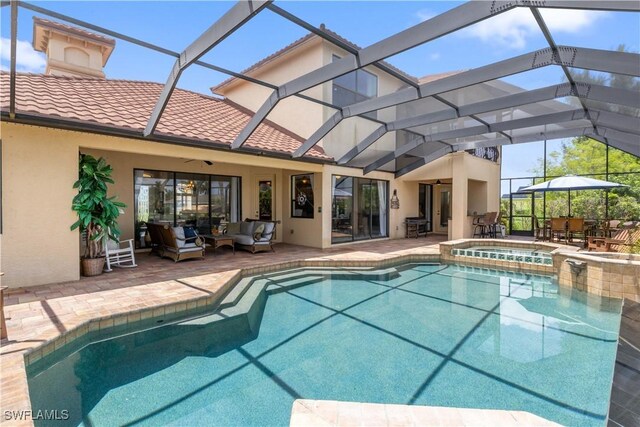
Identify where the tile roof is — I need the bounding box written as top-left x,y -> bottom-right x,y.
0,72 -> 330,160
211,25 -> 417,94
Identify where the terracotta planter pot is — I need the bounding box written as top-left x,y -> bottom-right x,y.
81,257 -> 105,277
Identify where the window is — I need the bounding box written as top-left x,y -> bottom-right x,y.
331,175 -> 388,243
332,55 -> 378,119
134,169 -> 241,248
291,174 -> 314,218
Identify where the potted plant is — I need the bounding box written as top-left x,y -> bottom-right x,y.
71,154 -> 126,276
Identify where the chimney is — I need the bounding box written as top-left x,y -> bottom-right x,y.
32,17 -> 115,79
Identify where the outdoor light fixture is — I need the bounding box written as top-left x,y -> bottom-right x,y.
436,180 -> 442,185
390,189 -> 400,209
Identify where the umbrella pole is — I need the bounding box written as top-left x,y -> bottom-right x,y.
568,189 -> 571,217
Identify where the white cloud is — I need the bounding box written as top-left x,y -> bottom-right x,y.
415,9 -> 435,22
429,52 -> 441,61
461,8 -> 606,50
0,38 -> 46,72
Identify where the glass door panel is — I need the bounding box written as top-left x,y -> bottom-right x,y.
258,180 -> 273,221
176,173 -> 210,234
440,189 -> 451,228
210,176 -> 241,231
369,180 -> 387,238
134,170 -> 174,248
332,176 -> 353,243
419,184 -> 433,232
354,180 -> 370,240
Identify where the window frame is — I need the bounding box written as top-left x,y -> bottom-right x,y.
331,55 -> 378,119
133,168 -> 242,248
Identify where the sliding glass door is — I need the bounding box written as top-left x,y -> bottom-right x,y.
134,169 -> 241,248
418,184 -> 433,232
176,173 -> 209,233
332,175 -> 388,244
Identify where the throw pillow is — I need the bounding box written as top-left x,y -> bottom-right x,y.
262,222 -> 275,239
172,227 -> 185,248
253,223 -> 265,240
184,226 -> 198,241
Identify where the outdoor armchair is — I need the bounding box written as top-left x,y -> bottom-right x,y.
146,223 -> 206,262
224,219 -> 276,253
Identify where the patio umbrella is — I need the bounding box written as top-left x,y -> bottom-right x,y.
520,175 -> 628,216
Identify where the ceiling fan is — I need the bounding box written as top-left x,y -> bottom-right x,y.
183,159 -> 213,166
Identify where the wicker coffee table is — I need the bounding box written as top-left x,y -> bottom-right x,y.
202,235 -> 235,254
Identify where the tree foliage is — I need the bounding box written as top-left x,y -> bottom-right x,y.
530,137 -> 640,220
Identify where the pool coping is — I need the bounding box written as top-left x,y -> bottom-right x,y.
289,399 -> 561,426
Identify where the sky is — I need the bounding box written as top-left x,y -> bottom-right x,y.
1,1 -> 638,178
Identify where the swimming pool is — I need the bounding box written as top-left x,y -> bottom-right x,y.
452,246 -> 554,265
27,264 -> 621,426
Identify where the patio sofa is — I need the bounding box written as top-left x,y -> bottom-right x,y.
224,219 -> 276,253
146,222 -> 206,262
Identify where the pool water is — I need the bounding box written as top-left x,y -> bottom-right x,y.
452,246 -> 554,265
28,264 -> 621,427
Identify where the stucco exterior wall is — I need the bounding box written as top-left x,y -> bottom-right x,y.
214,38 -> 325,140
0,122 -> 324,288
1,123 -> 80,288
281,170 -> 324,247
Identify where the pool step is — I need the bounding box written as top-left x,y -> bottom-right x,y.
179,278 -> 268,330
263,266 -> 400,283
266,275 -> 326,294
218,277 -> 255,309
177,266 -> 401,332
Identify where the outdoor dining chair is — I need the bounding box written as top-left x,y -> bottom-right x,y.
550,218 -> 567,243
567,218 -> 585,244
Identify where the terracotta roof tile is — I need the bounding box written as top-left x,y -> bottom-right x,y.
0,72 -> 330,160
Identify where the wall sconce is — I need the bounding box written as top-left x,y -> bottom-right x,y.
436,179 -> 442,185
390,189 -> 400,209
